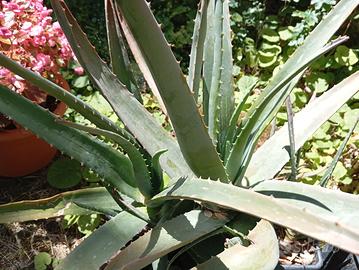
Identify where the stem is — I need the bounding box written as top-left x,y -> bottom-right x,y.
285,96 -> 297,181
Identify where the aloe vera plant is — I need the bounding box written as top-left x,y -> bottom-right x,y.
0,0 -> 359,269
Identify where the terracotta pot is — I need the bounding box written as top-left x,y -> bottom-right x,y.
0,77 -> 69,177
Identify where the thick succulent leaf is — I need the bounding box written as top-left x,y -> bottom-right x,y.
224,77 -> 257,162
0,188 -> 119,223
0,53 -> 134,142
104,210 -> 228,270
253,180 -> 359,228
105,0 -> 142,101
226,36 -> 348,182
151,149 -> 168,194
202,0 -> 215,125
150,178 -> 359,254
113,1 -> 167,114
115,0 -> 227,181
188,0 -> 208,101
0,86 -> 143,202
50,0 -> 193,181
59,121 -> 153,198
245,71 -> 359,185
207,0 -> 234,147
193,220 -> 279,270
226,0 -> 359,182
55,211 -> 147,270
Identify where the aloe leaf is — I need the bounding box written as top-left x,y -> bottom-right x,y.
115,0 -> 227,181
193,220 -> 279,270
208,0 -> 234,147
58,120 -> 153,198
103,210 -> 227,270
0,85 -> 143,202
202,0 -> 215,125
113,1 -> 167,115
0,188 -> 120,223
224,77 -> 257,162
188,0 -> 208,101
207,0 -> 223,143
150,178 -> 359,254
320,116 -> 358,187
55,211 -> 147,270
252,180 -> 359,228
151,149 -> 168,194
105,0 -> 142,102
245,71 -> 359,185
0,53 -> 134,142
50,0 -> 193,180
226,36 -> 348,183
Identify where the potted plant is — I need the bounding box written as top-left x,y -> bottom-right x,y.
0,0 -> 358,269
0,0 -> 73,177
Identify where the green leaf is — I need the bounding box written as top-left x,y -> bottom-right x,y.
47,159 -> 82,189
0,188 -> 120,223
55,212 -> 147,270
77,214 -> 101,236
104,210 -> 227,270
151,149 -> 168,194
252,180 -> 359,229
0,53 -> 134,142
344,109 -> 359,131
115,0 -> 227,181
34,252 -> 52,270
72,75 -> 90,88
245,72 -> 359,185
50,0 -> 193,182
193,221 -> 279,270
206,0 -> 235,148
305,72 -> 332,93
188,0 -> 208,101
105,0 -> 141,101
58,121 -> 153,198
278,27 -> 293,41
332,161 -> 348,180
0,86 -> 142,201
262,28 -> 280,43
150,178 -> 359,254
258,51 -> 278,68
334,45 -> 359,66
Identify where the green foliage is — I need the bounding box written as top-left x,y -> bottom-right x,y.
228,0 -> 359,187
63,213 -> 101,236
47,159 -> 82,189
34,252 -> 59,270
151,0 -> 198,68
1,0 -> 359,269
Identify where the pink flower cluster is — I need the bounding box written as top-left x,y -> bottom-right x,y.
0,0 -> 73,103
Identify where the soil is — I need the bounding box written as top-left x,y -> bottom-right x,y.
0,166 -> 84,270
278,230 -> 317,266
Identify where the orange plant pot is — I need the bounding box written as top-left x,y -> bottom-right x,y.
0,77 -> 69,177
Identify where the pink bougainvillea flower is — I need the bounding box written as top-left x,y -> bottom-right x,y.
0,27 -> 12,38
0,0 -> 74,103
74,66 -> 85,76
